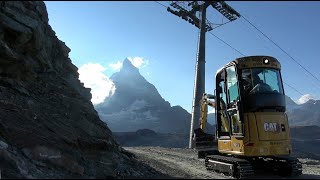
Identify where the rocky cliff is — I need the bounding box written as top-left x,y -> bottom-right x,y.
0,1 -> 163,178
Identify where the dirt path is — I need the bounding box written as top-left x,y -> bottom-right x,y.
125,146 -> 320,179
125,146 -> 227,179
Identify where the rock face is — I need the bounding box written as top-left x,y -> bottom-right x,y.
96,59 -> 194,134
0,1 -> 165,178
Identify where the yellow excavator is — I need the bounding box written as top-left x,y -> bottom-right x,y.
193,55 -> 302,178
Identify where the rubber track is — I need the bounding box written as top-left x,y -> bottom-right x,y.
205,155 -> 254,179
277,157 -> 302,177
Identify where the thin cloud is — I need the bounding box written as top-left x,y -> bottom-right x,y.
108,61 -> 122,71
128,57 -> 148,68
108,57 -> 149,71
78,63 -> 115,105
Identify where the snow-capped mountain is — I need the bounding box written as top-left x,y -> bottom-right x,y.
95,58 -> 198,133
286,95 -> 320,126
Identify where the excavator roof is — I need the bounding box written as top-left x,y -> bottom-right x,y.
216,55 -> 281,76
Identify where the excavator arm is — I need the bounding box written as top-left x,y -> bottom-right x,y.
194,93 -> 217,150
199,94 -> 216,130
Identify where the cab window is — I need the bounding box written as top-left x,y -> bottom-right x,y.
226,66 -> 239,105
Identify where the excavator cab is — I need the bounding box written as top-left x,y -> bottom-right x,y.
194,56 -> 302,178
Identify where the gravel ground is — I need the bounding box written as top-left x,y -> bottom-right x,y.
125,146 -> 320,179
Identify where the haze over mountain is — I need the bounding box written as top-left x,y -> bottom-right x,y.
95,59 -> 215,134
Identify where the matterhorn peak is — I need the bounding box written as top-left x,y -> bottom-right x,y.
122,58 -> 138,71
110,58 -> 142,83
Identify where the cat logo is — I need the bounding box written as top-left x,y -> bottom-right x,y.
233,143 -> 240,148
264,122 -> 280,132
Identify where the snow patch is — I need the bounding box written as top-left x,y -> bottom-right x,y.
143,110 -> 159,122
296,94 -> 316,104
127,100 -> 149,111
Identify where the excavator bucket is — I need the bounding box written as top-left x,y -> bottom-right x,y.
194,128 -> 218,159
194,128 -> 216,149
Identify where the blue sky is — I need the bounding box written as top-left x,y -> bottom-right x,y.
45,1 -> 320,113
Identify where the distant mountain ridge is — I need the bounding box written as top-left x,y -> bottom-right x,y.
285,96 -> 320,126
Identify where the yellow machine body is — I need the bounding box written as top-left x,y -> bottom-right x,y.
195,56 -> 302,178
215,56 -> 291,157
218,112 -> 292,156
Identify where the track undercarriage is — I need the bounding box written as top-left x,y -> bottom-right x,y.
203,152 -> 302,179
194,129 -> 302,178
